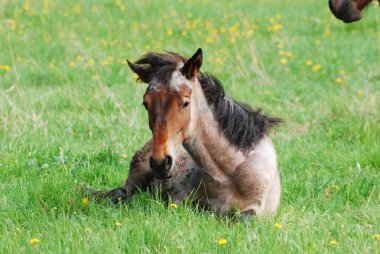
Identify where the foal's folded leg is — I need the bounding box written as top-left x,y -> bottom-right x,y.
89,139 -> 154,204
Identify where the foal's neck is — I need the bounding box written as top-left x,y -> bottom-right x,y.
183,84 -> 246,177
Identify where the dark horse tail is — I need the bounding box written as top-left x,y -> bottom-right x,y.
87,187 -> 127,204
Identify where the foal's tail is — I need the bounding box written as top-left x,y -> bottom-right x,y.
87,187 -> 127,204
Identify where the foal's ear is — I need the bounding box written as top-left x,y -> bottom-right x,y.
127,60 -> 151,83
181,48 -> 203,79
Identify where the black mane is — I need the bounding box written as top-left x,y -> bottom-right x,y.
198,73 -> 281,150
131,52 -> 281,150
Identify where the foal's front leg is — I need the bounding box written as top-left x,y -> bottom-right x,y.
90,139 -> 155,203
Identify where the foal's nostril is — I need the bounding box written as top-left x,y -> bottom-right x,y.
149,155 -> 173,177
165,155 -> 173,170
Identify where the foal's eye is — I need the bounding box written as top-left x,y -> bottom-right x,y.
182,100 -> 190,108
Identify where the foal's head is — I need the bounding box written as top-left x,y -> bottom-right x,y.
329,0 -> 374,23
128,49 -> 203,179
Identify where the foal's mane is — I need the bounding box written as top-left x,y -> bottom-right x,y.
133,52 -> 281,151
198,73 -> 281,150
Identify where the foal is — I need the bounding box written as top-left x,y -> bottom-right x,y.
96,49 -> 281,216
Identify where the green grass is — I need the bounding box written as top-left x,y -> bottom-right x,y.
1,0 -> 379,253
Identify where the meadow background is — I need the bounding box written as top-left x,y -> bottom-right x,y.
0,0 -> 379,253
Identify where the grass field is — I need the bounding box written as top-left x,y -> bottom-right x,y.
1,0 -> 380,253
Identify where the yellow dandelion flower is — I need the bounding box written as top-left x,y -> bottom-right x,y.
29,237 -> 40,244
115,221 -> 122,226
272,24 -> 282,31
0,65 -> 11,71
338,69 -> 345,75
92,75 -> 100,81
181,30 -> 187,36
121,153 -> 127,158
42,0 -> 49,12
24,1 -> 31,11
69,61 -> 75,68
263,90 -> 271,95
82,197 -> 89,204
133,73 -> 138,79
315,40 -> 321,45
144,44 -> 151,50
166,28 -> 173,36
331,184 -> 339,190
217,238 -> 227,245
269,17 -> 276,24
206,36 -> 214,44
280,58 -> 287,64
357,90 -> 364,96
279,50 -> 286,56
371,233 -> 380,240
335,77 -> 343,84
286,51 -> 293,57
330,240 -> 337,245
87,58 -> 95,66
277,42 -> 284,49
220,27 -> 226,33
312,64 -> 321,72
176,244 -> 185,249
101,60 -> 109,66
274,223 -> 282,229
107,56 -> 113,62
169,203 -> 178,209
305,60 -> 313,66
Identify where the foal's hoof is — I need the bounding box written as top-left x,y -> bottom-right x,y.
87,187 -> 127,204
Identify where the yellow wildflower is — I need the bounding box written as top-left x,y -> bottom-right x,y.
169,203 -> 178,209
286,51 -> 293,57
217,238 -> 227,245
166,28 -> 173,36
274,223 -> 282,229
24,1 -> 31,11
358,90 -> 364,96
29,238 -> 40,244
335,77 -> 343,84
305,60 -> 313,66
277,42 -> 284,49
372,233 -> 380,240
87,58 -> 95,66
92,75 -> 99,81
176,244 -> 185,249
206,36 -> 214,44
115,221 -> 122,226
312,64 -> 321,71
69,62 -> 75,68
272,24 -> 282,30
181,30 -> 187,36
330,240 -> 337,245
0,65 -> 11,71
280,58 -> 287,64
331,184 -> 339,190
82,197 -> 89,205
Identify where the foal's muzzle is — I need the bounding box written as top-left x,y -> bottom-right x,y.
149,155 -> 173,179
